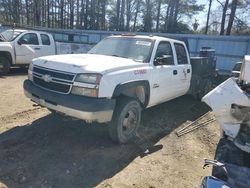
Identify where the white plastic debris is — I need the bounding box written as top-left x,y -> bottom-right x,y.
202,78 -> 250,139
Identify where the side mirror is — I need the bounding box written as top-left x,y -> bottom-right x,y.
17,40 -> 22,45
18,38 -> 28,45
154,55 -> 173,66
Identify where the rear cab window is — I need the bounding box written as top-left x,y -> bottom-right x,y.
174,43 -> 188,65
40,34 -> 51,45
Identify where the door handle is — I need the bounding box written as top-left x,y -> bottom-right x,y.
34,47 -> 40,50
153,84 -> 159,88
173,70 -> 178,75
187,69 -> 190,73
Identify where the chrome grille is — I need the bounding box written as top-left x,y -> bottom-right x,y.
33,66 -> 75,94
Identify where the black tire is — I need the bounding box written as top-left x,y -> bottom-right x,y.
0,56 -> 11,75
109,97 -> 142,144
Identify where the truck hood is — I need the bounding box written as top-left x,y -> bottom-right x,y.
34,54 -> 147,74
0,42 -> 12,48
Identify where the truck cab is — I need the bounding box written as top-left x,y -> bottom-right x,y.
0,29 -> 55,74
23,35 -> 191,143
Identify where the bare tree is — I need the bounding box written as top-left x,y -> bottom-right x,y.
220,0 -> 229,35
226,0 -> 238,35
133,0 -> 141,31
205,0 -> 212,34
155,0 -> 162,32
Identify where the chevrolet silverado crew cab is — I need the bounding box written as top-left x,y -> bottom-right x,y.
0,29 -> 56,74
23,35 -> 192,143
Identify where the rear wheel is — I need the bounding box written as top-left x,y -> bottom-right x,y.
109,97 -> 142,144
0,57 -> 10,75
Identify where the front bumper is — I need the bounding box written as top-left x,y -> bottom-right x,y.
23,80 -> 116,123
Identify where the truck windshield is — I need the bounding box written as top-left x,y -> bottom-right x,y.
88,37 -> 153,62
0,30 -> 22,42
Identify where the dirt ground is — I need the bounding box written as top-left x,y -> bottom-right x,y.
0,68 -> 221,188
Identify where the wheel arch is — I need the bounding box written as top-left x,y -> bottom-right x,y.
112,80 -> 150,108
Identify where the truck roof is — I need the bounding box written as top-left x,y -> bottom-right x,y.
11,29 -> 51,35
109,34 -> 185,44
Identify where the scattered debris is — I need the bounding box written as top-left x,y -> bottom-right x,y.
200,55 -> 250,188
176,112 -> 215,137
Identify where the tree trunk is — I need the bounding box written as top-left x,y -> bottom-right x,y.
116,0 -> 120,30
167,0 -> 175,32
34,0 -> 41,26
101,0 -> 106,29
76,0 -> 80,28
226,0 -> 237,35
96,0 -> 101,29
84,0 -> 89,29
120,0 -> 125,31
60,0 -> 64,28
90,0 -> 96,29
80,0 -> 84,28
133,0 -> 140,32
164,3 -> 171,32
144,0 -> 152,32
47,0 -> 50,27
25,0 -> 30,25
126,0 -> 131,31
220,0 -> 229,35
172,0 -> 180,32
205,0 -> 212,34
156,0 -> 161,32
70,0 -> 74,29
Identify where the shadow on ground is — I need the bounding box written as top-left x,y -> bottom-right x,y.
0,67 -> 28,79
0,95 -> 210,188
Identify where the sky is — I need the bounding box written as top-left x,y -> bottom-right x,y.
195,0 -> 222,28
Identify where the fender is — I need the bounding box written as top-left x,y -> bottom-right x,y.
112,80 -> 150,107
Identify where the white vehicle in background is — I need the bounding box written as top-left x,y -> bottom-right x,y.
0,29 -> 56,74
231,61 -> 242,78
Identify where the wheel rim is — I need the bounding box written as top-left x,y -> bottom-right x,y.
121,107 -> 139,136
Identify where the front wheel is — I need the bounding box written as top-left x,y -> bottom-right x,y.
0,57 -> 10,75
109,97 -> 142,144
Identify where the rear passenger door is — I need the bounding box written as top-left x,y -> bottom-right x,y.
173,43 -> 191,95
38,34 -> 56,56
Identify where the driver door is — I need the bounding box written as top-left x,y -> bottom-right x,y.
15,33 -> 42,64
150,41 -> 179,106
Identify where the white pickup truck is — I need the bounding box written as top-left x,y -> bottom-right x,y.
0,29 -> 56,74
24,35 -> 192,143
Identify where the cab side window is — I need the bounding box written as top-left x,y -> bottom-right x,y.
19,33 -> 39,45
174,43 -> 188,64
154,42 -> 174,65
41,34 -> 51,45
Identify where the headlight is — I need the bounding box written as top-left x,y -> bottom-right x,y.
28,62 -> 33,81
71,73 -> 102,97
75,73 -> 102,84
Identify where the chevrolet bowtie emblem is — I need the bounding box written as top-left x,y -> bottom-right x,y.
42,74 -> 52,82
